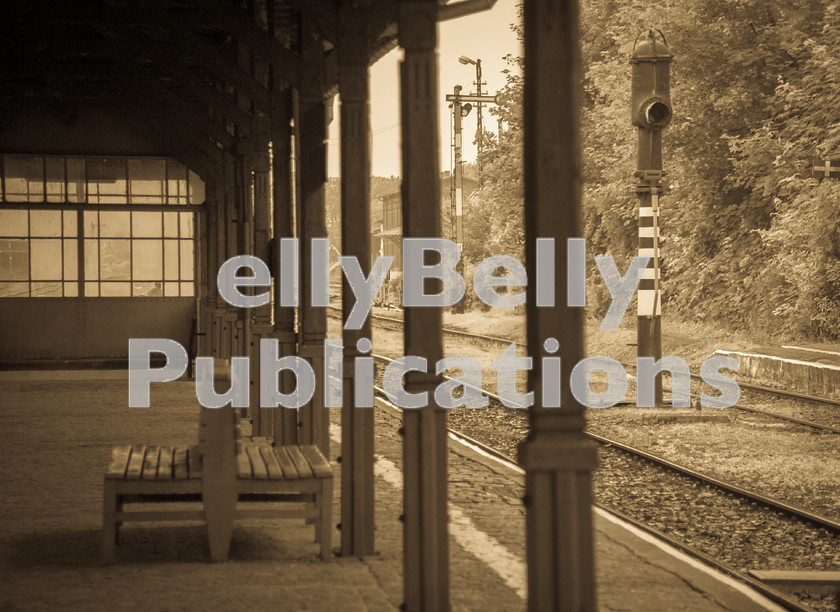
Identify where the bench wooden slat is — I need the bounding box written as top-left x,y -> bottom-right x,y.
300,445 -> 332,479
237,444 -> 253,479
188,445 -> 202,479
106,445 -> 132,479
125,445 -> 146,480
173,448 -> 189,480
259,445 -> 284,479
157,447 -> 174,480
246,444 -> 268,480
274,446 -> 299,479
286,445 -> 313,479
141,446 -> 161,480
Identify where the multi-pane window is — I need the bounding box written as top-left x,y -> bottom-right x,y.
0,155 -> 204,297
0,210 -> 78,297
383,197 -> 401,230
81,210 -> 194,297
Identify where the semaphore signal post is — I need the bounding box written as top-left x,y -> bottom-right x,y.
631,29 -> 673,407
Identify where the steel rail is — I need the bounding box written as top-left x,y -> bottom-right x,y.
439,426 -> 813,612
334,308 -> 840,433
624,363 -> 840,435
369,353 -> 840,535
586,430 -> 840,534
370,374 -> 813,612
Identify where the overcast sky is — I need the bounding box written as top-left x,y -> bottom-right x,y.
327,0 -> 521,178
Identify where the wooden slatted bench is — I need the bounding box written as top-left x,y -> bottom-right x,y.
103,407 -> 333,563
103,445 -> 204,562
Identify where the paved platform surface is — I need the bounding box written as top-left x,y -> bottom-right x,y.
0,372 -> 784,610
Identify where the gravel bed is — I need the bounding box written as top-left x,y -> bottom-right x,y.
444,395 -> 840,612
587,406 -> 840,523
736,385 -> 840,431
359,317 -> 840,610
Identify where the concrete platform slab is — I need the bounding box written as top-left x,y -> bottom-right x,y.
715,348 -> 840,401
0,374 -> 789,610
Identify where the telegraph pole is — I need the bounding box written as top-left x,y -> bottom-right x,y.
459,56 -> 486,178
448,85 -> 470,313
450,85 -> 467,264
446,85 -> 496,313
631,29 -> 673,406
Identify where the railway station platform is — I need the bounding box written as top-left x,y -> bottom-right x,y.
716,343 -> 840,402
0,370 -> 785,611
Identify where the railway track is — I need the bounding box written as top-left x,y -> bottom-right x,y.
368,353 -> 839,612
326,306 -> 840,434
369,353 -> 840,535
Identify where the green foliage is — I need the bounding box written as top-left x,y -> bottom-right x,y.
468,0 -> 840,340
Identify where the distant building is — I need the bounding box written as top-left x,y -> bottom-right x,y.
371,171 -> 479,271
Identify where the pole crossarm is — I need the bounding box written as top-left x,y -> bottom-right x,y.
444,94 -> 498,104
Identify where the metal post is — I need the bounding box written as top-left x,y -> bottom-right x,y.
475,60 -> 482,138
458,55 -> 486,180
451,86 -> 466,314
475,59 -> 484,179
399,0 -> 450,608
338,1 -> 375,557
521,0 -> 598,609
453,88 -> 465,260
636,176 -> 663,405
631,29 -> 673,407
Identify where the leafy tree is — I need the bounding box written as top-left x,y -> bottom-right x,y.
469,0 -> 840,339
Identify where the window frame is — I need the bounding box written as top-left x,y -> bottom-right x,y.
0,155 -> 204,298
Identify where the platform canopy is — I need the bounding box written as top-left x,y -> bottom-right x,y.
0,0 -> 409,175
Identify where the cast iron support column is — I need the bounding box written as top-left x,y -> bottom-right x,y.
222,151 -> 239,363
521,0 -> 598,609
399,1 -> 450,609
251,138 -> 274,436
271,86 -> 300,446
199,174 -> 220,359
236,152 -> 258,427
212,161 -> 227,362
234,153 -> 250,368
338,1 -> 375,557
297,24 -> 329,453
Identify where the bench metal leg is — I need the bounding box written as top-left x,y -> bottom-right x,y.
102,479 -> 118,563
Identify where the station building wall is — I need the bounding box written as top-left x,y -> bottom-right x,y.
0,104 -> 199,364
0,298 -> 194,363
